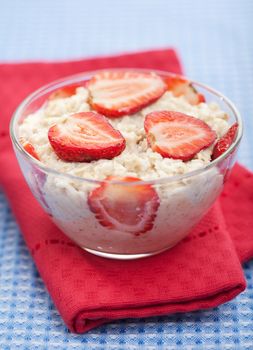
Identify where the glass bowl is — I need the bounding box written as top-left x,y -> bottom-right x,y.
10,69 -> 243,260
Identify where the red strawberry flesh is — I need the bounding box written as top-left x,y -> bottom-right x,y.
22,140 -> 40,160
87,70 -> 167,117
48,112 -> 126,162
88,176 -> 160,235
144,111 -> 216,161
211,123 -> 239,160
48,84 -> 84,100
164,75 -> 205,105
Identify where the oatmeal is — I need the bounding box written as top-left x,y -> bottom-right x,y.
19,89 -> 229,180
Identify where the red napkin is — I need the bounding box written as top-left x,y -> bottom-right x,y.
0,49 -> 252,333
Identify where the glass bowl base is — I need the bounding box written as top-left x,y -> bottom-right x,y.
83,245 -> 174,260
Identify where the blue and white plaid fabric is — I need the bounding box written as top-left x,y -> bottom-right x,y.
0,0 -> 253,348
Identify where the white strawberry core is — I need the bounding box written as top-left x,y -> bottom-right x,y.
151,122 -> 208,149
58,114 -> 120,146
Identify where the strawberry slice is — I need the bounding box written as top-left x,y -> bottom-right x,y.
48,84 -> 83,100
48,112 -> 126,162
211,123 -> 239,160
21,140 -> 40,160
87,70 -> 167,117
144,111 -> 216,161
88,176 -> 160,235
165,75 -> 205,105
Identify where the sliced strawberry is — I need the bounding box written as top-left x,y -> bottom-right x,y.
211,123 -> 239,160
165,75 -> 205,105
87,70 -> 167,117
21,140 -> 40,160
48,112 -> 126,162
48,84 -> 83,100
88,176 -> 160,235
144,111 -> 216,161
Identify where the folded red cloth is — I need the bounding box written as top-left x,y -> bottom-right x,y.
0,49 -> 252,333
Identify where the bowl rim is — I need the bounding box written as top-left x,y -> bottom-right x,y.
10,68 -> 243,186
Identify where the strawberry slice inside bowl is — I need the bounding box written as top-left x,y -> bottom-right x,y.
88,176 -> 160,235
87,70 -> 167,117
48,112 -> 126,162
22,140 -> 40,160
211,123 -> 239,160
144,111 -> 216,161
48,84 -> 85,100
164,75 -> 205,105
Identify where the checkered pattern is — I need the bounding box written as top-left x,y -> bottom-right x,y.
0,0 -> 253,348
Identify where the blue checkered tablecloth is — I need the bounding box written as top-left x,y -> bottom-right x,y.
0,0 -> 253,348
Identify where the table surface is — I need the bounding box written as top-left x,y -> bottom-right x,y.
0,0 -> 253,349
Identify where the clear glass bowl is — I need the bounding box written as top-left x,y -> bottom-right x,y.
10,69 -> 243,260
